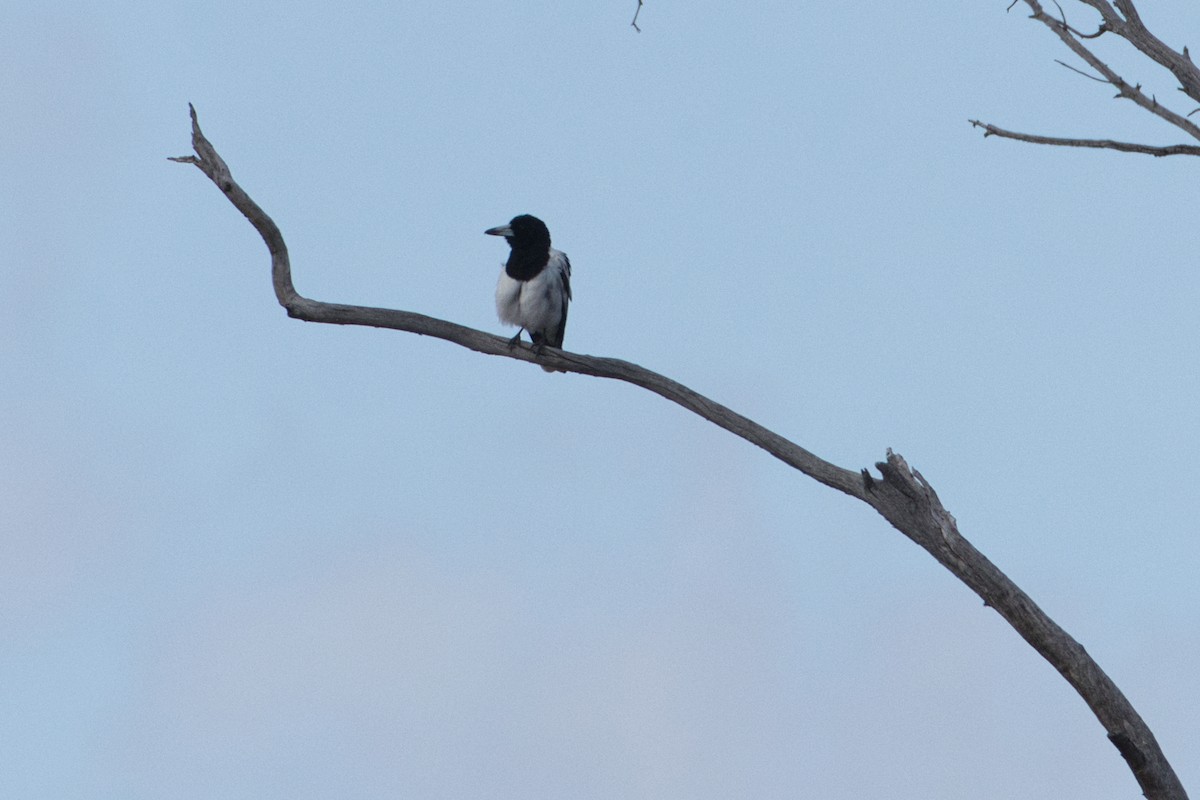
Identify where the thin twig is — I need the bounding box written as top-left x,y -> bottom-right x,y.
631,0 -> 643,32
1050,0 -> 1107,38
1054,58 -> 1108,82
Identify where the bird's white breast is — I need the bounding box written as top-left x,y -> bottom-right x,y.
495,271 -> 525,327
495,249 -> 569,336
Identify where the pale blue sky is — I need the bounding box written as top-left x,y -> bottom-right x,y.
2,2 -> 1197,798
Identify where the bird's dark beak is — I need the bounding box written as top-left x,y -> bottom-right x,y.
485,224 -> 513,237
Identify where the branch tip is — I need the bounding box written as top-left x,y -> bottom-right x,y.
1055,58 -> 1108,82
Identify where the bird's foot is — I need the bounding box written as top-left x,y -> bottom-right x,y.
507,330 -> 525,350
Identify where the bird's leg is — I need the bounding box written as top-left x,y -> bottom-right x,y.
507,328 -> 525,349
529,333 -> 548,359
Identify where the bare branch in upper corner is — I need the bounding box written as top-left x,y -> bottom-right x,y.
980,0 -> 1200,159
631,0 -> 644,32
968,119 -> 1200,156
1030,0 -> 1200,139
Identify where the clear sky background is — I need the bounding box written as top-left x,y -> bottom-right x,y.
2,2 -> 1197,798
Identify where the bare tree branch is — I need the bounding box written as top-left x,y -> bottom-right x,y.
1109,0 -> 1200,102
979,0 -> 1200,156
173,105 -> 1191,800
968,118 -> 1200,155
1030,0 -> 1200,136
631,0 -> 644,32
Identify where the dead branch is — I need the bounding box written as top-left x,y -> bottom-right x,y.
977,0 -> 1200,156
173,105 -> 1190,800
969,119 -> 1200,155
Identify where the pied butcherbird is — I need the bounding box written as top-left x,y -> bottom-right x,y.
485,214 -> 573,372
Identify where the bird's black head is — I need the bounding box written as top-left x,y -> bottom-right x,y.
485,214 -> 551,249
485,214 -> 553,280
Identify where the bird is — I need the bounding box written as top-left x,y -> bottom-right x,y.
485,214 -> 573,372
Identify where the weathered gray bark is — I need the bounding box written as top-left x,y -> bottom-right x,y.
172,101 -> 1188,799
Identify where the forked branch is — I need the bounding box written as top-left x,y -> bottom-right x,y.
173,105 -> 1189,800
974,0 -> 1200,157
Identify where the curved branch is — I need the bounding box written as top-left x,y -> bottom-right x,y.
172,106 -> 1190,800
1050,0 -> 1108,39
167,111 -> 858,497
